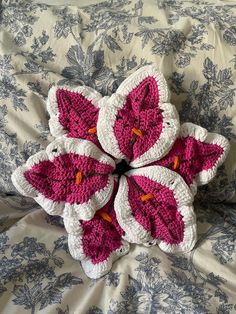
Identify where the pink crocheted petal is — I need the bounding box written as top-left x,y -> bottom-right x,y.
115,166 -> 196,253
12,138 -> 115,221
153,123 -> 230,187
97,65 -> 179,167
47,86 -> 102,145
64,186 -> 129,279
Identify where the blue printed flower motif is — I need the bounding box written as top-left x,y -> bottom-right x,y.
0,257 -> 22,283
0,233 -> 9,254
105,271 -> 120,287
11,237 -> 46,260
25,259 -> 55,283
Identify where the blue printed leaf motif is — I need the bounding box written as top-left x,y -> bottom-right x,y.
53,236 -> 69,253
39,285 -> 62,310
127,275 -> 142,293
54,273 -> 83,289
105,272 -> 120,287
104,35 -> 122,52
223,26 -> 236,45
167,255 -> 192,271
12,283 -> 43,310
56,305 -> 70,314
0,233 -> 9,254
217,303 -> 234,314
39,273 -> 83,310
203,57 -> 217,81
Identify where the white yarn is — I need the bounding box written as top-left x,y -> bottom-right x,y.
47,85 -> 102,138
11,66 -> 231,279
97,65 -> 180,167
68,232 -> 130,279
180,123 -> 230,186
114,166 -> 196,252
12,137 -> 115,221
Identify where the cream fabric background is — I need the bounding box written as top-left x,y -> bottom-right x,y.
1,0 -> 235,202
0,1 -> 236,313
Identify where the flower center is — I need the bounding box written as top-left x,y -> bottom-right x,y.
113,159 -> 132,177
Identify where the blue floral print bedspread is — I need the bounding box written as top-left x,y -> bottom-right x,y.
0,0 -> 236,312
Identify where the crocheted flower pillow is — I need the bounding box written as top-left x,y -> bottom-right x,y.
12,65 -> 229,279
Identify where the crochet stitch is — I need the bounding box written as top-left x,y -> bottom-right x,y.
12,65 -> 230,279
152,123 -> 229,191
64,183 -> 130,279
97,67 -> 180,167
47,85 -> 102,146
115,166 -> 195,253
12,138 -> 115,220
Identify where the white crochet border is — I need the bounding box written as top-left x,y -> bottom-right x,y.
114,165 -> 197,253
12,137 -> 115,221
47,85 -> 102,138
180,123 -> 230,186
97,65 -> 180,168
64,218 -> 130,279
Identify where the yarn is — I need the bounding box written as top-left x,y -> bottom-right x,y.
24,153 -> 114,204
97,66 -> 180,168
140,193 -> 154,202
81,189 -> 124,264
114,165 -> 194,251
113,77 -> 163,162
127,175 -> 184,244
47,85 -> 102,145
56,89 -> 99,142
153,136 -> 224,185
64,183 -> 130,279
12,65 -> 230,279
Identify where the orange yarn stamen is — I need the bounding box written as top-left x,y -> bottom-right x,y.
173,155 -> 180,170
140,193 -> 154,202
75,171 -> 83,185
88,127 -> 97,134
132,128 -> 143,137
99,212 -> 112,223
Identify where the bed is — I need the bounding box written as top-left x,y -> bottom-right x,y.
1,0 -> 236,313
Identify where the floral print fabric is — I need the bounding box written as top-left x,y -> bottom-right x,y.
1,0 -> 236,312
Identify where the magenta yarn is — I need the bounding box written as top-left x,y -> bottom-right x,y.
24,153 -> 114,204
127,175 -> 184,244
56,89 -> 99,145
11,65 -> 230,279
113,77 -> 163,161
81,186 -> 123,264
153,136 -> 224,185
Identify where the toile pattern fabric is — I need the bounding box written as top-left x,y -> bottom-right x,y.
12,65 -> 229,279
1,0 -> 236,312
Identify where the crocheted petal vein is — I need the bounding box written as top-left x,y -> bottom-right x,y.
64,185 -> 129,279
47,86 -> 102,146
97,65 -> 179,167
154,123 -> 230,186
12,138 -> 116,220
114,165 -> 196,253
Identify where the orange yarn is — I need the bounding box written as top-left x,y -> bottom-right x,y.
88,127 -> 97,134
75,171 -> 83,185
98,212 -> 112,223
132,128 -> 143,137
140,193 -> 154,202
173,155 -> 180,170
